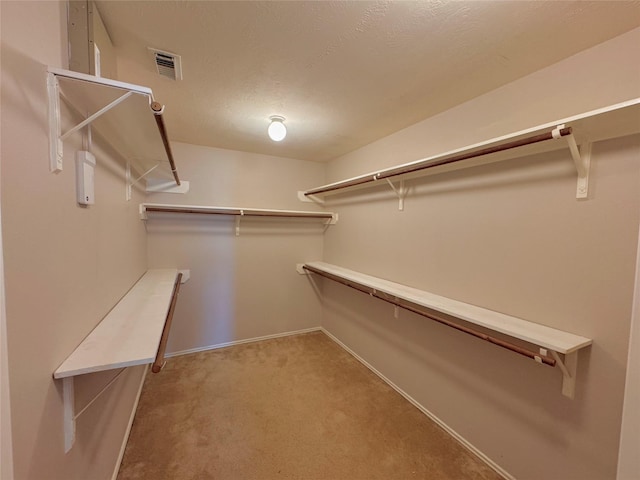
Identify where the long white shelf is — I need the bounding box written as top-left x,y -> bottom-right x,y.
140,203 -> 338,225
54,269 -> 180,379
47,67 -> 187,194
302,98 -> 640,202
300,261 -> 592,398
54,269 -> 186,452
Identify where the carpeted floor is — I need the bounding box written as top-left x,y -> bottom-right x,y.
117,331 -> 502,480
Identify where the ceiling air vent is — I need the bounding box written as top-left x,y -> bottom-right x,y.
148,48 -> 183,80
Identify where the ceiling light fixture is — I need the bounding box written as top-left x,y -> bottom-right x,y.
268,116 -> 287,142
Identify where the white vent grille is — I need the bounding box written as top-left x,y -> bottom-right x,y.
148,48 -> 183,80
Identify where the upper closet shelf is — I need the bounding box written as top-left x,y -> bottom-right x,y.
47,67 -> 188,197
299,261 -> 592,398
301,98 -> 640,204
140,203 -> 338,235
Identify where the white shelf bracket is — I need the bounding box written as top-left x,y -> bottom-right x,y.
139,203 -> 148,220
551,350 -> 578,399
62,377 -> 75,453
60,91 -> 134,142
385,179 -> 408,211
47,73 -> 63,172
61,368 -> 127,453
554,125 -> 591,199
48,70 -> 135,173
128,163 -> 160,195
296,263 -> 310,275
126,163 -> 132,201
321,214 -> 338,233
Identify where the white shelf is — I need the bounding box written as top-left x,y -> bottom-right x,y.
302,98 -> 640,201
139,203 -> 339,230
47,67 -> 185,192
54,269 -> 186,452
301,261 -> 592,398
54,269 -> 180,379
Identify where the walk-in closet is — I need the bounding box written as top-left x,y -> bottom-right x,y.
2,1 -> 640,479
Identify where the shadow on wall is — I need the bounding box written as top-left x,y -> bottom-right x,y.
147,214 -> 328,353
146,216 -> 237,351
1,45 -> 51,138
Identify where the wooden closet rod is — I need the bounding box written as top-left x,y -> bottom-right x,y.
152,272 -> 183,373
303,265 -> 556,367
305,126 -> 573,196
151,101 -> 181,186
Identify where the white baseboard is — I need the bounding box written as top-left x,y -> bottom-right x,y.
111,365 -> 149,480
319,327 -> 515,480
166,326 -> 323,358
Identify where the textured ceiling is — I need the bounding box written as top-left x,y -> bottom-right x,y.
95,1 -> 640,162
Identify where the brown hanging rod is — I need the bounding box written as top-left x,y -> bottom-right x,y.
144,205 -> 335,219
302,264 -> 556,367
151,101 -> 181,186
305,126 -> 573,196
152,272 -> 183,373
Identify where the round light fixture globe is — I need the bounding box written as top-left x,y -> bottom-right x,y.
268,116 -> 287,142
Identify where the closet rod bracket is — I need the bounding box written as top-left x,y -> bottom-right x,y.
326,213 -> 339,225
139,203 -> 148,220
146,179 -> 190,195
298,191 -> 325,205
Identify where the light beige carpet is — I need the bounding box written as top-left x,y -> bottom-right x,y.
117,331 -> 502,480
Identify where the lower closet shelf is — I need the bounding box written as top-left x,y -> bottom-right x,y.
53,269 -> 182,379
299,261 -> 592,399
53,268 -> 186,453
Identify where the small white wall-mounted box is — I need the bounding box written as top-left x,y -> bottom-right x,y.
76,151 -> 96,205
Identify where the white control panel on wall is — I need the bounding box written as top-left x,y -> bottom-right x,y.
75,151 -> 95,205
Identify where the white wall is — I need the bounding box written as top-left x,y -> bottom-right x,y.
322,28 -> 640,479
617,213 -> 640,479
146,142 -> 327,353
1,148 -> 14,480
1,2 -> 148,478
